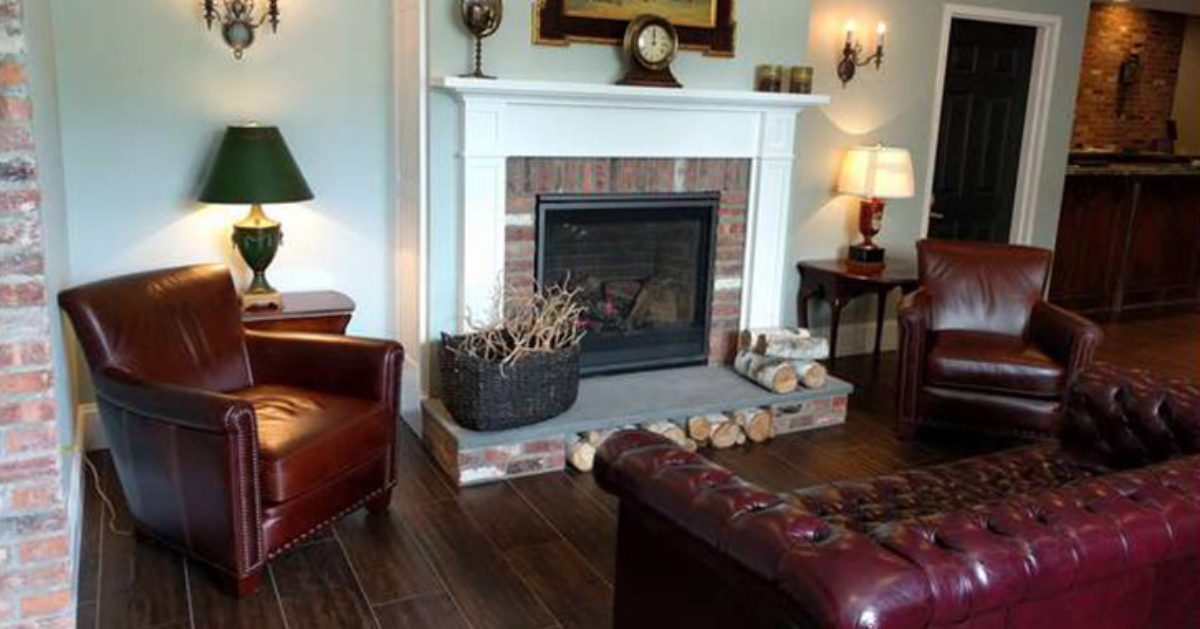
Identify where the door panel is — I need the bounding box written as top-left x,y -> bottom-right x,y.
929,19 -> 1037,243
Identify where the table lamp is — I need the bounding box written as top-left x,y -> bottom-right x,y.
199,125 -> 313,310
837,144 -> 914,271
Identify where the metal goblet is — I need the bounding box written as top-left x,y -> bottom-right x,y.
460,0 -> 503,79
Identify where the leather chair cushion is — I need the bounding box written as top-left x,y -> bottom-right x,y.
927,331 -> 1065,399
236,385 -> 390,503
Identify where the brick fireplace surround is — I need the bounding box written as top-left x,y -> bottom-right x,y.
505,157 -> 751,364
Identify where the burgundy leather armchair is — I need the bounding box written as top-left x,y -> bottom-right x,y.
596,364 -> 1200,629
59,265 -> 403,596
897,239 -> 1102,439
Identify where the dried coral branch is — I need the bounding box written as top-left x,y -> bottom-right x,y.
448,280 -> 586,366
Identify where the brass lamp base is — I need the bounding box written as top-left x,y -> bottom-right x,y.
233,203 -> 284,312
241,290 -> 283,311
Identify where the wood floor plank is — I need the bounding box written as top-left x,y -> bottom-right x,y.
94,456 -> 191,629
506,541 -> 613,629
456,482 -> 558,552
392,424 -> 455,508
334,510 -> 443,605
270,540 -> 378,629
706,445 -> 812,492
373,592 -> 472,629
77,454 -> 103,608
187,559 -> 287,629
406,499 -> 555,629
509,473 -> 617,583
564,469 -> 618,516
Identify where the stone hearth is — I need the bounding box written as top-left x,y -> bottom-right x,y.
423,367 -> 852,486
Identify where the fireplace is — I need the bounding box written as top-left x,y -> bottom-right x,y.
536,192 -> 719,375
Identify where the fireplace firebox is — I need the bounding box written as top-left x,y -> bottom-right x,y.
536,192 -> 719,375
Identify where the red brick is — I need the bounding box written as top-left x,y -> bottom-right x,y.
0,189 -> 39,214
0,369 -> 51,394
0,97 -> 31,121
0,341 -> 50,368
6,423 -> 58,453
0,559 -> 69,595
19,589 -> 71,618
0,454 -> 56,483
0,399 -> 55,426
10,482 -> 59,509
0,123 -> 33,151
19,534 -> 67,563
0,280 -> 44,306
0,60 -> 24,87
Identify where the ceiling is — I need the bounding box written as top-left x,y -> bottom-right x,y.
1097,0 -> 1200,16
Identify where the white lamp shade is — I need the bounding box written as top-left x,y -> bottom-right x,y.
837,145 -> 915,199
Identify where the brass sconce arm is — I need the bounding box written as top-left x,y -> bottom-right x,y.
837,22 -> 887,87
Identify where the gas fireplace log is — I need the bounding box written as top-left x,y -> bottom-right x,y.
734,351 -> 799,394
568,438 -> 597,472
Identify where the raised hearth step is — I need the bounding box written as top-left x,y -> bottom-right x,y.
422,366 -> 853,486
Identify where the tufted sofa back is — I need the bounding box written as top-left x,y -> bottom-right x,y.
1063,363 -> 1200,469
596,364 -> 1200,629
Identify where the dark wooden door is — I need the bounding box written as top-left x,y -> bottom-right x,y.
928,19 -> 1036,242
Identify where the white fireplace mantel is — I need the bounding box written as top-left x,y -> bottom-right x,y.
433,76 -> 829,332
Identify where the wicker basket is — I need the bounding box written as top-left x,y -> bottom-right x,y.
439,333 -> 581,431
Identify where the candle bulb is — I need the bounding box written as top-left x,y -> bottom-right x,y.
846,20 -> 856,46
877,22 -> 887,49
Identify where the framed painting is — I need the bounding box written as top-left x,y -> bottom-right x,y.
535,0 -> 736,57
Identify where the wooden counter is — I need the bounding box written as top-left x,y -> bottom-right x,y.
1049,170 -> 1200,320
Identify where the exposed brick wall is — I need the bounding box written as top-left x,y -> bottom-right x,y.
505,158 -> 750,365
0,0 -> 71,626
1071,4 -> 1186,151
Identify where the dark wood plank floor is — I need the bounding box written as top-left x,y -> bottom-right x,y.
76,314 -> 1199,629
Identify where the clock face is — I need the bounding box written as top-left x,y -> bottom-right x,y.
636,23 -> 676,66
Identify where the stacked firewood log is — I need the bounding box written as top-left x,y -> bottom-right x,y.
733,328 -> 830,394
565,408 -> 777,472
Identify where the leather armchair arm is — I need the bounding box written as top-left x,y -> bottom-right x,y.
896,288 -> 932,427
92,367 -> 264,580
95,367 -> 255,433
245,330 -> 405,405
1029,300 -> 1103,383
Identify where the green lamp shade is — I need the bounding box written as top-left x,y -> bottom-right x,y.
199,125 -> 314,204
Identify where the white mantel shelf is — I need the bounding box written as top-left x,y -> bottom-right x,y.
432,75 -> 829,333
433,76 -> 831,110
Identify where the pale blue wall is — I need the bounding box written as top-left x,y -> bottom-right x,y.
50,0 -> 395,339
787,0 -> 1089,329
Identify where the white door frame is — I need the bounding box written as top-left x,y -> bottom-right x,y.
919,4 -> 1062,245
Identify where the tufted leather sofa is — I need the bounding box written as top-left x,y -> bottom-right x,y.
596,364 -> 1200,628
59,265 -> 404,596
897,240 -> 1103,439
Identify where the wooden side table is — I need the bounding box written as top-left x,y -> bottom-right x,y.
796,260 -> 919,365
242,291 -> 356,334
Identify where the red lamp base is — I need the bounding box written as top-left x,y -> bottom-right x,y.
846,197 -> 888,273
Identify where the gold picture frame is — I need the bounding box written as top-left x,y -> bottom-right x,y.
534,0 -> 735,57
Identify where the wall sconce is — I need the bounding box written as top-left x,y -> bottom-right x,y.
204,0 -> 281,60
837,20 -> 886,87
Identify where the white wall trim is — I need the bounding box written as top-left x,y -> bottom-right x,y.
919,4 -> 1062,245
432,76 -> 829,334
393,0 -> 428,401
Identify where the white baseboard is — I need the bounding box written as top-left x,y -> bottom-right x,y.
815,320 -> 900,358
78,403 -> 105,451
65,437 -> 84,617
